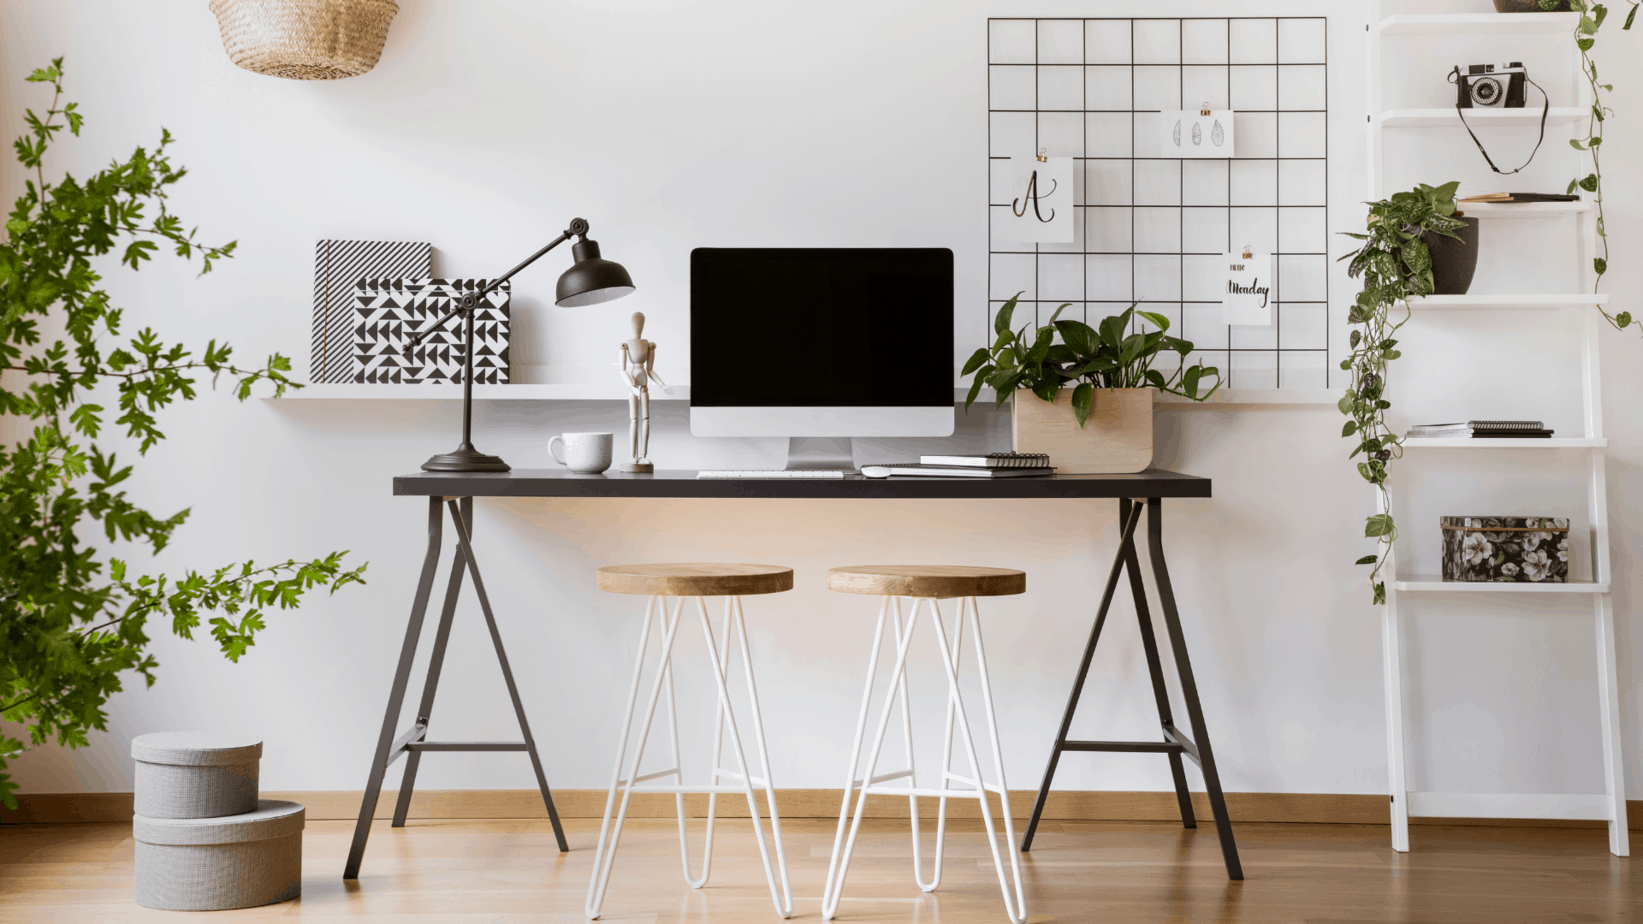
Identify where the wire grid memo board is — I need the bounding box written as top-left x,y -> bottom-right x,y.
988,17 -> 1332,390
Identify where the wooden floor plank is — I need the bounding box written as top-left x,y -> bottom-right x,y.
1,817 -> 1636,923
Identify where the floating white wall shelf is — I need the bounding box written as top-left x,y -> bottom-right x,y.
1379,107 -> 1585,127
1378,12 -> 1579,35
1369,0 -> 1628,858
1406,293 -> 1610,309
1401,437 -> 1608,449
1393,577 -> 1611,594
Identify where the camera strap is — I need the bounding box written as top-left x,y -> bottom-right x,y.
1449,67 -> 1549,175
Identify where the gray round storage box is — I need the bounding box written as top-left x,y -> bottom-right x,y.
134,799 -> 304,911
132,731 -> 261,819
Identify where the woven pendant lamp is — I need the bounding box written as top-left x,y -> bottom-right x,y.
208,0 -> 399,81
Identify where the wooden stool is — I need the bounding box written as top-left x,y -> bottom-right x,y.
585,564 -> 794,920
820,566 -> 1028,924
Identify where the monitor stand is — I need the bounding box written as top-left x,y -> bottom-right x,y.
785,436 -> 855,472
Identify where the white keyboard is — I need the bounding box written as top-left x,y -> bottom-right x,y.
696,470 -> 847,479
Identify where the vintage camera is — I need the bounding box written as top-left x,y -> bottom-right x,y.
1452,62 -> 1528,108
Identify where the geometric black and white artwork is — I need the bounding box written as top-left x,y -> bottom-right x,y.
351,278 -> 511,384
312,240 -> 433,383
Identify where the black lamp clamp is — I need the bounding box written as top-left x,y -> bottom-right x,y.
409,217 -> 635,473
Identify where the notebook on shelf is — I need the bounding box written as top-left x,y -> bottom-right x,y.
861,462 -> 1056,479
1407,420 -> 1553,438
917,452 -> 1050,468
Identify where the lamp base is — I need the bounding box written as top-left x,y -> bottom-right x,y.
421,443 -> 511,473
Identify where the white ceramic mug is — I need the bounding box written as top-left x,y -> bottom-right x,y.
549,431 -> 613,474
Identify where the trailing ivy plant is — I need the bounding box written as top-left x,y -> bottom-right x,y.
1555,0 -> 1642,333
0,60 -> 367,809
962,294 -> 1221,425
1337,181 -> 1468,604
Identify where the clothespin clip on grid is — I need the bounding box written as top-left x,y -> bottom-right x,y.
1037,147 -> 1047,163
1200,101 -> 1213,117
1241,244 -> 1254,260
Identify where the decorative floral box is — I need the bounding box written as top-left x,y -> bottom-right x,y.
1441,516 -> 1570,583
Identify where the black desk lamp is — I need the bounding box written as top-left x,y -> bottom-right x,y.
407,217 -> 635,473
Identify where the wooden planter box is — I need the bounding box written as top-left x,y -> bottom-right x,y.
1011,387 -> 1153,474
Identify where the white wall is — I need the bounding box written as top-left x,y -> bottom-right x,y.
3,0 -> 1641,806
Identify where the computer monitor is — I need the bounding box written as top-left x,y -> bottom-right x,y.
690,248 -> 955,468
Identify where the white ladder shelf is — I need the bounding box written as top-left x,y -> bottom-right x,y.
1367,3 -> 1628,857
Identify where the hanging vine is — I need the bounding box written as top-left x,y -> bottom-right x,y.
1339,182 -> 1468,605
1558,0 -> 1640,333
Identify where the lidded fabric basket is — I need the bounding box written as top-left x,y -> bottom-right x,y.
1441,516 -> 1570,583
134,799 -> 304,911
132,731 -> 261,819
208,0 -> 399,81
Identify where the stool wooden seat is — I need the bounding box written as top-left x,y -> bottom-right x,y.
597,563 -> 793,597
827,565 -> 1025,599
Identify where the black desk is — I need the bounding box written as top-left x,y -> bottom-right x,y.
344,469 -> 1241,880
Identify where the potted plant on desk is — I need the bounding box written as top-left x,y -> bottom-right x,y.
961,296 -> 1221,473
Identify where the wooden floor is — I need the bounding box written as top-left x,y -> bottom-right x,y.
2,816 -> 1638,922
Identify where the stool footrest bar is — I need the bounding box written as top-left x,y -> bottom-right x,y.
628,768 -> 680,785
862,785 -> 1002,799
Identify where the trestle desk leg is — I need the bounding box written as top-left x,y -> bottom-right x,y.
1020,498 -> 1145,851
447,500 -> 568,852
345,497 -> 444,879
1147,498 -> 1242,880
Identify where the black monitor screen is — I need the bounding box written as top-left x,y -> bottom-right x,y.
690,248 -> 954,407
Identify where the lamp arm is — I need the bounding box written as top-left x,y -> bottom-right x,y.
406,218 -> 589,347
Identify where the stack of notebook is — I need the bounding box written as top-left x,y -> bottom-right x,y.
1458,192 -> 1581,204
861,452 -> 1055,478
1406,420 -> 1553,439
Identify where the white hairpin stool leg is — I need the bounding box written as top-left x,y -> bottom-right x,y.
675,599 -> 723,890
822,597 -> 921,920
929,596 -> 1027,924
587,596 -> 687,920
695,597 -> 793,919
966,596 -> 1028,920
821,596 -> 890,917
728,596 -> 794,914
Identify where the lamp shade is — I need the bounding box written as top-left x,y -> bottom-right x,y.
556,238 -> 635,307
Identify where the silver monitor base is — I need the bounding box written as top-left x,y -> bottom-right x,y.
785,436 -> 855,472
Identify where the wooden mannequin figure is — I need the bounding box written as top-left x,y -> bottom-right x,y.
618,312 -> 666,473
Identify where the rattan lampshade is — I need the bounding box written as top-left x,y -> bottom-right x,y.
208,0 -> 399,81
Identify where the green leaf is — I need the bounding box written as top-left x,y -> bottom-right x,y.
1571,138 -> 1588,150
1595,257 -> 1608,275
1373,582 -> 1386,605
1364,514 -> 1396,538
1070,382 -> 1094,427
1617,311 -> 1633,328
1355,555 -> 1380,566
1626,3 -> 1637,28
1342,420 -> 1359,438
995,294 -> 1018,335
964,374 -> 986,410
961,347 -> 991,377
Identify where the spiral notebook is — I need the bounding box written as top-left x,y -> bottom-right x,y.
917,452 -> 1051,468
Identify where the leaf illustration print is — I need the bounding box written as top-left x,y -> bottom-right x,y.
1212,119 -> 1225,146
1191,121 -> 1202,145
1173,119 -> 1182,146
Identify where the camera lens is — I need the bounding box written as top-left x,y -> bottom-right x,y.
1471,76 -> 1501,104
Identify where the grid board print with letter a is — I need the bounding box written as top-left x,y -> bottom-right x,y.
311,240 -> 432,383
988,18 -> 1333,389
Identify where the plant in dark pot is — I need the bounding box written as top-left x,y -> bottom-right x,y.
1337,180 -> 1469,604
962,296 -> 1221,473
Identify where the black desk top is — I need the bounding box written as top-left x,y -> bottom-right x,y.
393,468 -> 1210,500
